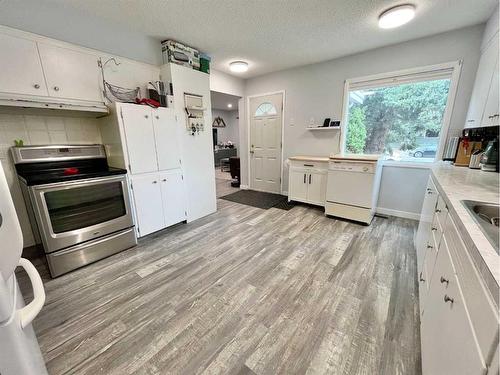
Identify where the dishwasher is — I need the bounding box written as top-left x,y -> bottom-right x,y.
325,155 -> 382,224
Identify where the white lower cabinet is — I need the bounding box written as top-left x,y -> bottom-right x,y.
159,170 -> 186,227
131,170 -> 186,237
130,174 -> 165,236
418,175 -> 498,375
421,237 -> 486,375
288,160 -> 327,207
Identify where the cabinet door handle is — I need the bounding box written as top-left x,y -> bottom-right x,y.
440,276 -> 449,285
34,84 -> 40,89
431,227 -> 438,231
444,295 -> 454,304
152,180 -> 158,184
419,272 -> 425,282
145,115 -> 149,119
435,209 -> 441,213
156,115 -> 160,120
427,190 -> 433,195
427,244 -> 433,249
309,174 -> 312,184
162,178 -> 167,182
304,174 -> 306,183
53,86 -> 60,91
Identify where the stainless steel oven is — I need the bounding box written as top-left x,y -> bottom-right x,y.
13,145 -> 137,277
29,175 -> 133,252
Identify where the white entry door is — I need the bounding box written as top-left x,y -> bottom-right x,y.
249,93 -> 283,193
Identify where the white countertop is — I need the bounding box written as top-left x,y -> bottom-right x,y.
431,162 -> 499,300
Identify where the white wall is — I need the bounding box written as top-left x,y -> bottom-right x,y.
210,69 -> 245,97
243,25 -> 484,217
0,0 -> 161,65
212,109 -> 239,151
0,113 -> 102,247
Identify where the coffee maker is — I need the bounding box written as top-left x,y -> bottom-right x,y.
480,137 -> 499,172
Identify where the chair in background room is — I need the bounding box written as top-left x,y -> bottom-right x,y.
229,157 -> 240,187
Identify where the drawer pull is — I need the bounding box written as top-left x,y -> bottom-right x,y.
440,276 -> 449,285
304,164 -> 314,167
431,227 -> 438,231
444,295 -> 454,304
435,209 -> 441,213
427,245 -> 433,249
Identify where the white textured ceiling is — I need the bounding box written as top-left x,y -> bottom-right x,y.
42,0 -> 496,78
211,91 -> 240,111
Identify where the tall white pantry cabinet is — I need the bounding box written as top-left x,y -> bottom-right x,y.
100,102 -> 187,237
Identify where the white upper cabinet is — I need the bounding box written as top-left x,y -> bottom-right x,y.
37,43 -> 102,102
0,33 -> 48,97
465,29 -> 499,128
152,108 -> 181,171
120,105 -> 158,174
482,57 -> 499,127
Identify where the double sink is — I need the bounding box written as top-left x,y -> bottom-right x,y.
462,200 -> 500,254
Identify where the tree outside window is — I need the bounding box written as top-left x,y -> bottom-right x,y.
345,79 -> 451,161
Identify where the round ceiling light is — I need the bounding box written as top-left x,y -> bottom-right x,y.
378,4 -> 415,29
229,61 -> 249,73
227,103 -> 233,108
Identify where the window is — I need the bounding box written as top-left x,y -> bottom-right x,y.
255,102 -> 277,117
343,63 -> 459,162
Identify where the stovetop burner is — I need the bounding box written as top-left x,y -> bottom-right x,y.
15,157 -> 127,186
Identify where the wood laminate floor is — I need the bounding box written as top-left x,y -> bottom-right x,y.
19,178 -> 421,375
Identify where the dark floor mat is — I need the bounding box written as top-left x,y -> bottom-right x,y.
221,190 -> 294,210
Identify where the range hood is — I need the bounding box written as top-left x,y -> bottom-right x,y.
0,95 -> 109,117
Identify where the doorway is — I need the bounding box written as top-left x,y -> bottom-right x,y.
211,90 -> 242,198
249,92 -> 283,194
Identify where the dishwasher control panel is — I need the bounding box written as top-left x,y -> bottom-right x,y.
328,161 -> 375,173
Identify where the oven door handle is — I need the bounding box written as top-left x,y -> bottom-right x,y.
17,258 -> 45,329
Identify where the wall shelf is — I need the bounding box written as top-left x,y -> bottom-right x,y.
307,127 -> 340,131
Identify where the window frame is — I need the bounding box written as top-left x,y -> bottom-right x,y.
339,61 -> 462,163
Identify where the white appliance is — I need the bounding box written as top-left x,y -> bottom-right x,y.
0,162 -> 48,374
325,155 -> 382,224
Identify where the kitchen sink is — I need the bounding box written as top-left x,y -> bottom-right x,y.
462,200 -> 499,254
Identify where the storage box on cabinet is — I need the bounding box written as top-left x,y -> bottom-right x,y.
288,160 -> 327,207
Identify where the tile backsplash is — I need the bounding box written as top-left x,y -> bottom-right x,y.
0,112 -> 102,248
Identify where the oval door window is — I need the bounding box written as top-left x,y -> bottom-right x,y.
254,102 -> 277,117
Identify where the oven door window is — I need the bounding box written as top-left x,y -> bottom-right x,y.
44,182 -> 126,234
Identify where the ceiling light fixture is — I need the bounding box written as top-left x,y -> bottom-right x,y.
227,103 -> 233,108
229,61 -> 249,73
378,4 -> 415,29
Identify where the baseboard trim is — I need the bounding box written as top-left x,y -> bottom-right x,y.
240,184 -> 249,190
376,207 -> 420,221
